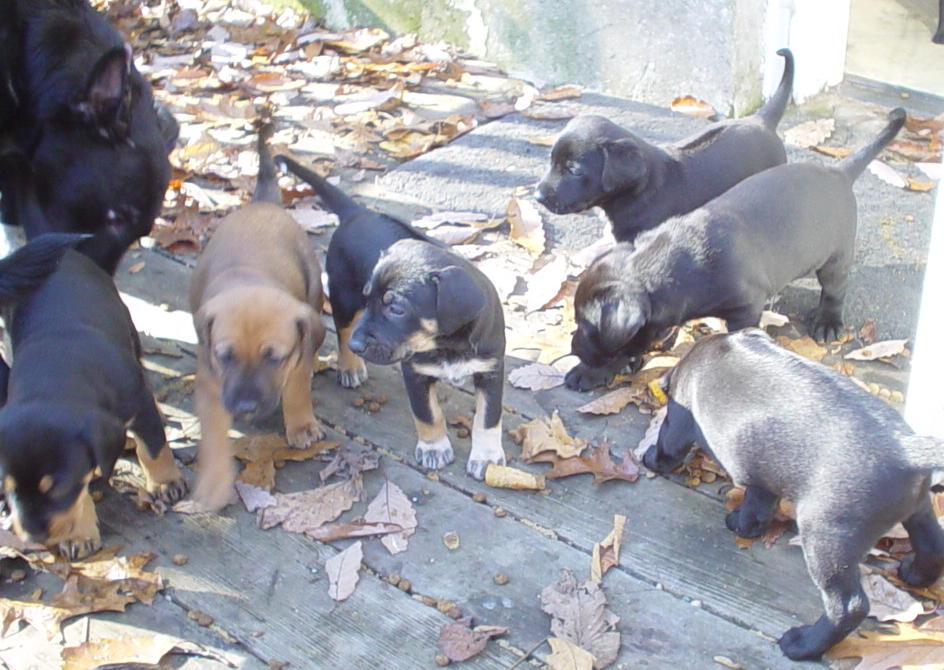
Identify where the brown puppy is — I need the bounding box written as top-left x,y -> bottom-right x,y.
188,128 -> 326,511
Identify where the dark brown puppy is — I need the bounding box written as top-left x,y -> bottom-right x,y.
348,239 -> 506,480
536,49 -> 793,243
0,250 -> 186,559
566,108 -> 906,391
189,129 -> 326,511
643,329 -> 944,660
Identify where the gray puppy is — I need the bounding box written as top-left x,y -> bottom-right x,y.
565,108 -> 906,391
643,328 -> 944,661
536,50 -> 793,243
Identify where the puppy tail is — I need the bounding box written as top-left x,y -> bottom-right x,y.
838,108 -> 907,181
0,233 -> 88,304
252,122 -> 283,206
273,154 -> 362,221
902,435 -> 944,471
755,48 -> 794,130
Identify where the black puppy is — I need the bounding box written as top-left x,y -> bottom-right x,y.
274,154 -> 428,388
643,329 -> 944,660
348,239 -> 507,480
565,108 -> 906,391
0,0 -> 178,274
536,49 -> 793,243
0,250 -> 187,559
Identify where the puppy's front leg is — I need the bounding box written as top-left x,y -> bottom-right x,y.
403,362 -> 453,470
282,353 -> 325,448
48,480 -> 101,560
336,312 -> 368,388
564,360 -> 625,392
467,367 -> 506,480
192,368 -> 237,511
642,399 -> 696,473
131,396 -> 187,504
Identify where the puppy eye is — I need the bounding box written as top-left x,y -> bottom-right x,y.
262,347 -> 285,363
565,161 -> 583,176
216,347 -> 235,364
382,291 -> 395,305
385,302 -> 406,317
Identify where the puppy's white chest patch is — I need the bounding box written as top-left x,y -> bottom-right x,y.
412,358 -> 497,384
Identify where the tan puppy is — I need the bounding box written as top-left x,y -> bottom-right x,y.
188,129 -> 326,511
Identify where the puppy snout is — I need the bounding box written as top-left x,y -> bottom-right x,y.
232,398 -> 260,416
348,331 -> 368,355
534,181 -> 551,206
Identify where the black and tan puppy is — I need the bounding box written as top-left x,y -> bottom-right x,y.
0,0 -> 178,274
566,108 -> 906,391
0,250 -> 186,559
189,129 -> 326,511
347,239 -> 506,480
643,329 -> 944,660
536,49 -> 793,243
274,154 -> 427,389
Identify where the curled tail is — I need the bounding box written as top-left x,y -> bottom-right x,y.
756,48 -> 794,130
0,234 -> 87,303
839,108 -> 907,181
274,154 -> 363,221
253,122 -> 282,205
902,434 -> 944,471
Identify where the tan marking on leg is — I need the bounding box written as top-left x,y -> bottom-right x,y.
413,383 -> 446,442
337,313 -> 367,387
47,474 -> 100,559
413,382 -> 453,469
282,353 -> 324,448
192,365 -> 237,511
135,439 -> 187,504
467,388 -> 505,478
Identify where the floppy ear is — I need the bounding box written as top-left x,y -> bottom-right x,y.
154,101 -> 179,153
597,296 -> 647,353
601,137 -> 647,193
83,409 -> 127,480
294,303 -> 324,360
74,46 -> 130,127
430,266 -> 486,336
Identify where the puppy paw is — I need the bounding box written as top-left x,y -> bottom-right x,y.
467,451 -> 505,481
564,363 -> 613,392
778,624 -> 830,661
810,311 -> 844,343
898,554 -> 943,588
188,477 -> 237,513
57,534 -> 102,561
415,436 -> 455,471
338,363 -> 368,389
642,445 -> 683,473
147,476 -> 189,506
724,509 -> 766,538
287,419 -> 326,449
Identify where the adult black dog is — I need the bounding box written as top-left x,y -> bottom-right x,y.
566,108 -> 906,391
536,49 -> 793,243
0,0 -> 177,274
347,239 -> 507,480
0,250 -> 187,559
643,329 -> 944,660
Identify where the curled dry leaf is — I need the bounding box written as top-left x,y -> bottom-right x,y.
438,618 -> 508,663
868,161 -> 907,189
845,339 -> 909,361
60,634 -> 181,670
259,476 -> 363,534
540,569 -> 620,669
539,84 -> 583,101
306,521 -> 405,542
536,443 -> 640,485
508,411 -> 588,461
508,362 -> 566,391
506,197 -> 546,257
234,480 -> 277,513
547,636 -> 595,670
634,405 -> 666,461
526,255 -> 570,312
577,387 -> 643,416
425,224 -> 481,245
484,464 -> 546,490
784,118 -> 835,148
759,310 -> 790,328
590,514 -> 626,583
861,570 -> 926,622
670,95 -> 716,119
363,481 -> 417,554
325,541 -> 363,602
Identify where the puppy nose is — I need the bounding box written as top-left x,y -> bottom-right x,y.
348,331 -> 367,354
233,399 -> 259,415
534,184 -> 548,205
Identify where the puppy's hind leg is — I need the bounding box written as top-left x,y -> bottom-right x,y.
282,351 -> 325,448
810,255 -> 850,342
725,486 -> 778,538
899,496 -> 944,587
130,396 -> 187,505
467,366 -> 506,480
403,363 -> 454,471
643,398 -> 696,473
779,526 -> 869,661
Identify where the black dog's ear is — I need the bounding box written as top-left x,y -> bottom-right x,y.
598,296 -> 647,353
430,266 -> 485,336
154,101 -> 180,154
83,409 -> 127,480
75,46 -> 130,127
601,138 -> 647,193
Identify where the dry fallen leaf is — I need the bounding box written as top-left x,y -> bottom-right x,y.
509,411 -> 588,461
541,569 -> 620,669
60,634 -> 180,670
868,160 -> 908,189
826,623 -> 944,669
784,118 -> 835,148
506,197 -> 546,257
363,481 -> 417,554
906,177 -> 935,192
861,570 -> 926,622
306,521 -> 404,542
425,224 -> 481,245
438,618 -> 508,663
259,476 -> 363,534
326,541 -> 363,602
775,335 -> 827,362
484,464 -> 546,490
670,95 -> 716,119
724,486 -> 794,549
577,387 -> 643,416
535,443 -> 639,485
539,85 -> 583,102
526,255 -> 569,312
845,339 -> 909,361
547,636 -> 595,670
590,515 -> 626,583
634,405 -> 666,461
508,362 -> 566,391
758,310 -> 790,328
234,480 -> 277,513
234,433 -> 338,491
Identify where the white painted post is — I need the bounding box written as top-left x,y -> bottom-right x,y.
905,184 -> 944,438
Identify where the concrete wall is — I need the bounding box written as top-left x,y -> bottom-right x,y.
308,0 -> 850,116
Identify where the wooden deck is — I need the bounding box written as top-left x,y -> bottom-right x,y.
0,246 -> 832,670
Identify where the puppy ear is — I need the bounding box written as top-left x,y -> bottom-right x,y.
601,138 -> 647,193
294,303 -> 325,360
154,101 -> 180,154
430,266 -> 485,336
75,46 -> 130,127
83,409 -> 127,480
598,296 -> 647,353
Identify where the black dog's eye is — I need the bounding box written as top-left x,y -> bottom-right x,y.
565,160 -> 583,176
385,302 -> 406,317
